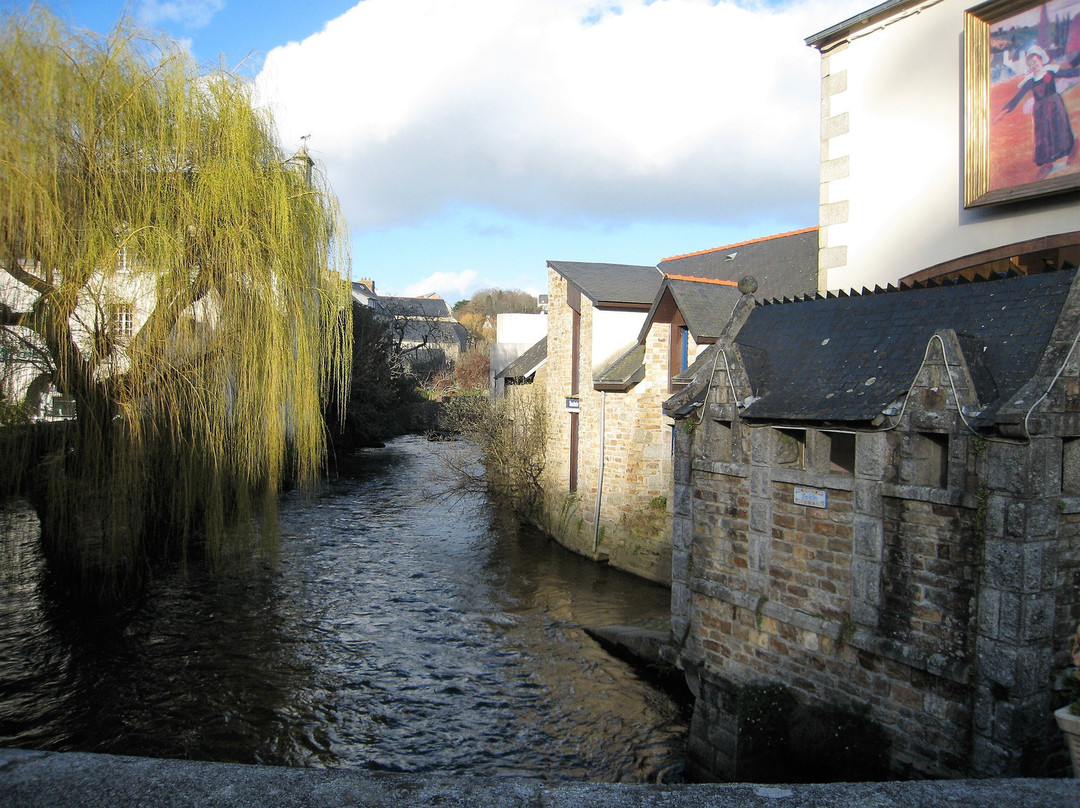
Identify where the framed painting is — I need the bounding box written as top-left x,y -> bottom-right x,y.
965,0 -> 1080,206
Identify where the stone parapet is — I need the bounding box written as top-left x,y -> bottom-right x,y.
2,748 -> 1076,808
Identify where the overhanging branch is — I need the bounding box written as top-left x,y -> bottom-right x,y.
1,260 -> 55,297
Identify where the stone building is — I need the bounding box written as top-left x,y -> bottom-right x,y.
540,260 -> 668,581
537,233 -> 818,584
664,267 -> 1080,779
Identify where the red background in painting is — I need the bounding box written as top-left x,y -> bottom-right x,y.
988,74 -> 1080,190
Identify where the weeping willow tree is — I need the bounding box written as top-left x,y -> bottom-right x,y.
0,9 -> 351,596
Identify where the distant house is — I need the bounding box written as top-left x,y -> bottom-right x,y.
664,266 -> 1080,779
1,255 -> 157,420
349,279 -> 467,379
351,279 -> 378,308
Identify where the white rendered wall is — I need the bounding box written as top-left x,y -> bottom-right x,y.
495,313 -> 547,345
591,308 -> 648,372
818,0 -> 1080,293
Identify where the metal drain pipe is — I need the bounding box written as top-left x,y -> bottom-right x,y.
593,391 -> 606,554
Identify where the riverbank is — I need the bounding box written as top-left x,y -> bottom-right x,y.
1,748 -> 1074,807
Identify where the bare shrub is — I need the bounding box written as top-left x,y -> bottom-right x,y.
439,388 -> 546,521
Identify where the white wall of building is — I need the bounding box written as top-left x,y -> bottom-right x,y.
816,0 -> 1080,293
496,313 -> 548,346
591,308 -> 648,372
490,312 -> 548,394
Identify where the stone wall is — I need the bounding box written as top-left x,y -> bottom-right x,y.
537,267 -> 675,584
672,335 -> 1080,780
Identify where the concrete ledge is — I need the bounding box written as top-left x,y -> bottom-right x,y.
1,748 -> 1076,808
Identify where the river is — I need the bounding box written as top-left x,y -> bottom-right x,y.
0,435 -> 688,782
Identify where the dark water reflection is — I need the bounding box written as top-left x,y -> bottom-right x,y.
0,435 -> 687,781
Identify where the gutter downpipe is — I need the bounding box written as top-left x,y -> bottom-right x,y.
593,391 -> 606,554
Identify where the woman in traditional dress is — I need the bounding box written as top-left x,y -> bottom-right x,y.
994,45 -> 1080,174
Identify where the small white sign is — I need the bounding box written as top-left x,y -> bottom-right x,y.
565,396 -> 580,412
794,487 -> 827,509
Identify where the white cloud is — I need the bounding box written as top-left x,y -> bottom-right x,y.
256,0 -> 864,233
401,269 -> 480,301
138,0 -> 224,28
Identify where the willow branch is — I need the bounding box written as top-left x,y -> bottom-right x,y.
1,259 -> 55,297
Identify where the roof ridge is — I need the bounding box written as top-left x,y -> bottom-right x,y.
760,266 -> 1067,306
659,226 -> 818,263
663,274 -> 740,286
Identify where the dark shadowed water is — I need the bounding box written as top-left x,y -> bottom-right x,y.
0,435 -> 687,781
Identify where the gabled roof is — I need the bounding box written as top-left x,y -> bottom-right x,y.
594,343 -> 646,392
638,228 -> 820,344
657,227 -> 819,302
547,261 -> 663,307
496,336 -> 547,381
351,281 -> 378,301
731,269 -> 1077,426
638,277 -> 745,344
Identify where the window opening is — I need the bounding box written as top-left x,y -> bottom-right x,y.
826,431 -> 857,475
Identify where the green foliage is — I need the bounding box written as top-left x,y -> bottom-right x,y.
0,9 -> 351,596
0,392 -> 29,427
456,288 -> 539,318
325,302 -> 414,450
648,495 -> 667,511
755,594 -> 769,630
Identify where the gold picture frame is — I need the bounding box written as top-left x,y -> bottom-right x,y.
964,0 -> 1080,207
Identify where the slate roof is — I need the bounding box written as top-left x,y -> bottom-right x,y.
396,318 -> 467,349
594,343 -> 646,391
732,269 -> 1077,426
657,227 -> 819,302
351,281 -> 378,304
496,336 -> 547,381
377,296 -> 453,319
641,278 -> 745,344
547,261 -> 663,307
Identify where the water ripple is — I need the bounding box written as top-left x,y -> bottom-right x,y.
0,435 -> 687,781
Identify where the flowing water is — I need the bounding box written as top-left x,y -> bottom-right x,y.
0,435 -> 688,781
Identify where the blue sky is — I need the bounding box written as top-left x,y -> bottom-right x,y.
25,0 -> 864,303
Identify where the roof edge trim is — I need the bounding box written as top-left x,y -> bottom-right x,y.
664,274 -> 741,286
660,226 -> 818,264
806,0 -> 923,49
